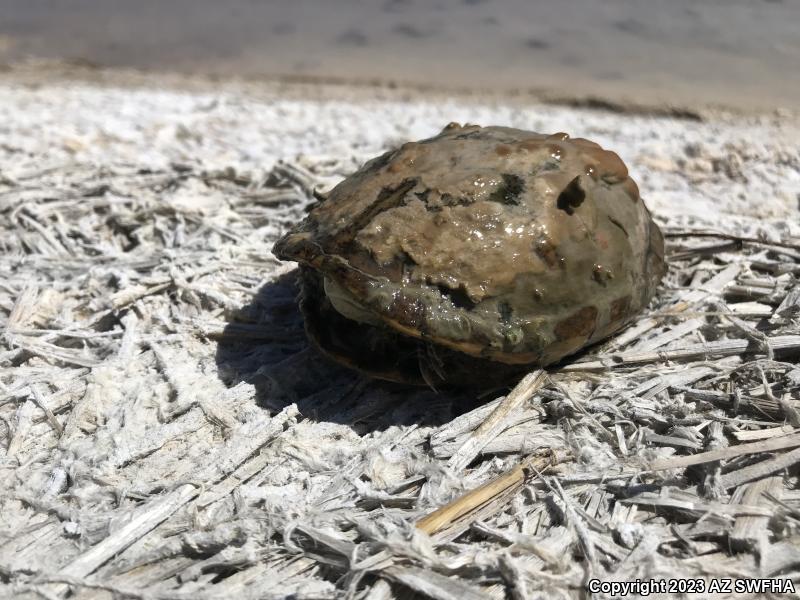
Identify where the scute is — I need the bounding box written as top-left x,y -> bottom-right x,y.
273,124 -> 666,385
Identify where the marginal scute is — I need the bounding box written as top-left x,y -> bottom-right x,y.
273,124 -> 666,385
553,306 -> 599,340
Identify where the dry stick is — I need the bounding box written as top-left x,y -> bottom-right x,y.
5,283 -> 39,329
775,286 -> 800,317
648,432 -> 800,471
730,476 -> 783,551
562,334 -> 800,372
446,369 -> 548,472
752,260 -> 800,275
674,386 -> 784,420
757,364 -> 800,427
416,447 -> 567,536
430,397 -> 504,448
9,337 -> 102,368
623,492 -> 773,518
717,302 -> 774,360
6,395 -> 38,458
719,447 -> 800,489
551,478 -> 599,574
733,426 -> 795,442
30,385 -> 64,437
668,239 -> 743,261
563,433 -> 800,484
663,229 -> 800,252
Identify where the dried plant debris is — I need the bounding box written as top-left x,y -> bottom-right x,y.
0,75 -> 799,599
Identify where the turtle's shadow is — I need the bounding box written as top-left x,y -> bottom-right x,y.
214,270 -> 485,433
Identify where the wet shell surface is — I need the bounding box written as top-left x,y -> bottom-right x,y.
273,124 -> 666,386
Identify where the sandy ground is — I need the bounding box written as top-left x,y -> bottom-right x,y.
0,69 -> 799,599
1,66 -> 797,229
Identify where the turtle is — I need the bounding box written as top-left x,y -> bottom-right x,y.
273,124 -> 666,387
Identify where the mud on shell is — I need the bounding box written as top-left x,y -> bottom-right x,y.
273,124 -> 666,386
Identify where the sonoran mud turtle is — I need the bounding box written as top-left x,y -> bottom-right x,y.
273,124 -> 666,387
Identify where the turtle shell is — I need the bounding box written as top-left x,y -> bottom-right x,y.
273,124 -> 666,386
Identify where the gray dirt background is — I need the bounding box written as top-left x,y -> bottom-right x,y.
2,0 -> 800,111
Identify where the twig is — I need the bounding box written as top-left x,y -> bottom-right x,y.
563,335 -> 800,372
417,447 -> 566,536
648,432 -> 800,471
663,230 -> 800,252
446,370 -> 548,472
719,447 -> 800,489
